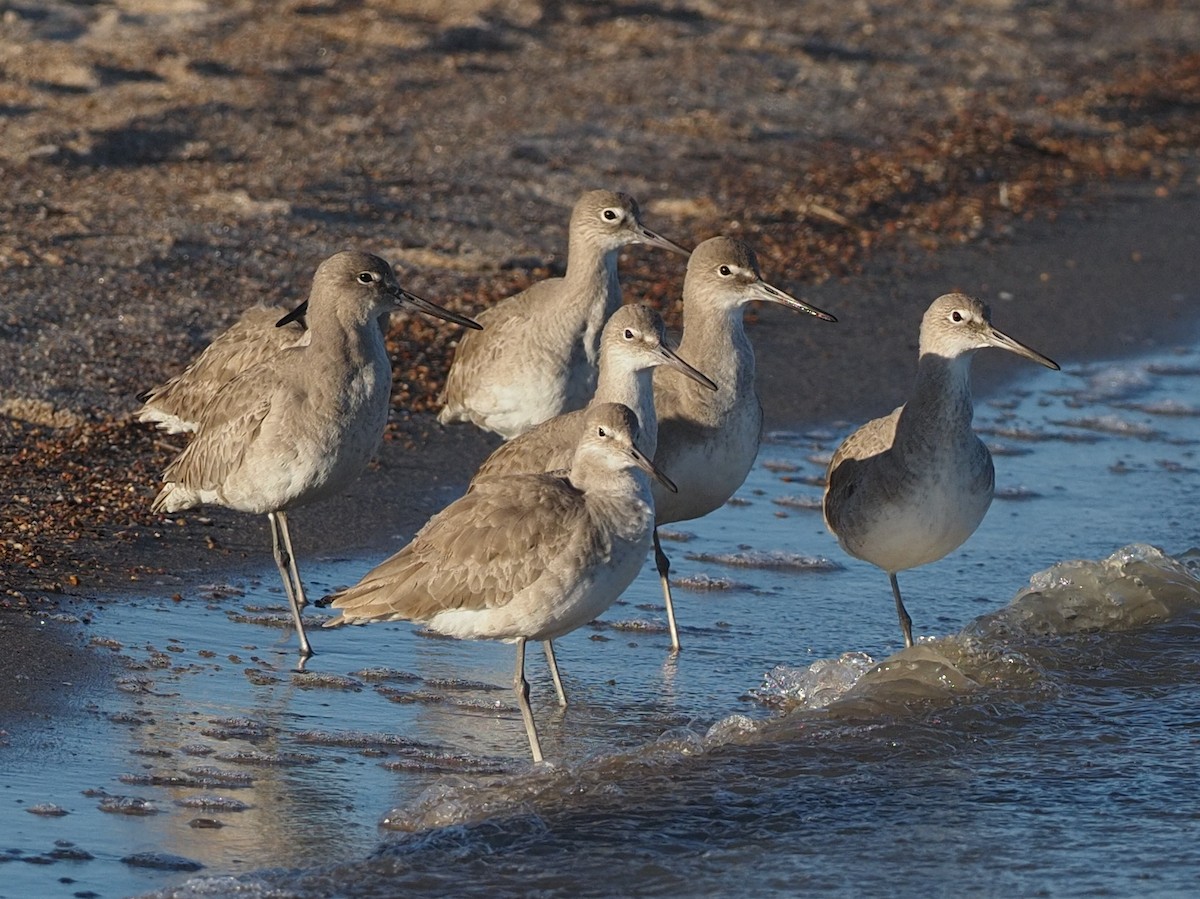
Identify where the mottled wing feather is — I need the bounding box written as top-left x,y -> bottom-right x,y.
442,280 -> 563,409
823,406 -> 902,531
329,473 -> 591,623
828,407 -> 901,470
138,306 -> 301,431
157,352 -> 303,497
471,408 -> 583,481
159,388 -> 274,495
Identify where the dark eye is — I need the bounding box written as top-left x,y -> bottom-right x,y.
718,265 -> 732,276
603,209 -> 619,221
951,310 -> 963,322
597,426 -> 608,437
624,329 -> 634,339
357,272 -> 376,284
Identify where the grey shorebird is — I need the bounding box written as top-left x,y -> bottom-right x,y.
437,189 -> 688,440
651,236 -> 836,650
322,403 -> 677,763
822,292 -> 1059,648
147,251 -> 481,661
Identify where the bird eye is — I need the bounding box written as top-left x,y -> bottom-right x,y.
623,329 -> 634,339
602,208 -> 620,221
951,310 -> 964,322
357,272 -> 376,284
597,426 -> 608,437
718,265 -> 732,277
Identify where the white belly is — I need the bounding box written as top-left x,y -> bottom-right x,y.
841,476 -> 992,573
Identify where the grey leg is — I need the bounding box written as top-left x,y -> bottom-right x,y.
268,511 -> 313,658
275,510 -> 308,611
889,572 -> 914,648
514,637 -> 544,763
653,527 -> 682,652
542,640 -> 568,707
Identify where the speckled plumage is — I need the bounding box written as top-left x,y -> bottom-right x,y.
148,251 -> 480,658
136,300 -> 399,436
325,403 -> 673,762
823,292 -> 1059,648
136,304 -> 308,435
438,190 -> 688,439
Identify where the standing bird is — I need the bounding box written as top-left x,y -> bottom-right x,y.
323,403 -> 677,763
822,293 -> 1059,648
438,189 -> 688,439
148,251 -> 481,660
471,303 -> 716,483
651,237 -> 837,650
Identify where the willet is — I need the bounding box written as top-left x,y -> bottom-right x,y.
322,403 -> 677,763
471,303 -> 716,482
437,189 -> 688,439
651,236 -> 837,650
149,251 -> 481,660
822,293 -> 1059,648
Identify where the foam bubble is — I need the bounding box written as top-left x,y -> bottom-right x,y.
751,652 -> 875,709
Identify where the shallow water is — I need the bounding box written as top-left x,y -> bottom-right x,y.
4,342 -> 1200,898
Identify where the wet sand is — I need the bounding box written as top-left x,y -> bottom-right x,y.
1,3 -> 1199,716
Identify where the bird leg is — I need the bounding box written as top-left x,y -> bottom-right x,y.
514,637 -> 544,763
889,572 -> 914,648
268,511 -> 313,658
542,640 -> 568,707
653,528 -> 682,652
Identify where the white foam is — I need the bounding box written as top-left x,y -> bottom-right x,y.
751,651 -> 876,709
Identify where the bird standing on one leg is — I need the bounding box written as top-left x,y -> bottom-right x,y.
650,236 -> 837,650
822,293 -> 1059,648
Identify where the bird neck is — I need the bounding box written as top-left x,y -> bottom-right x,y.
308,300 -> 388,362
593,363 -> 658,454
678,299 -> 755,397
895,351 -> 976,454
563,236 -> 622,316
573,464 -> 655,535
554,240 -> 621,372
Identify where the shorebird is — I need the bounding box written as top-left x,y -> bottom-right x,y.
148,251 -> 481,660
822,293 -> 1059,648
470,303 -> 716,482
322,403 -> 677,763
437,189 -> 688,440
650,237 -> 836,650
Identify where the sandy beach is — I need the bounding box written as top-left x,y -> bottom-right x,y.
1,1 -> 1198,708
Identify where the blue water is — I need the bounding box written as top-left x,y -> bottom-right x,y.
3,342 -> 1200,898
